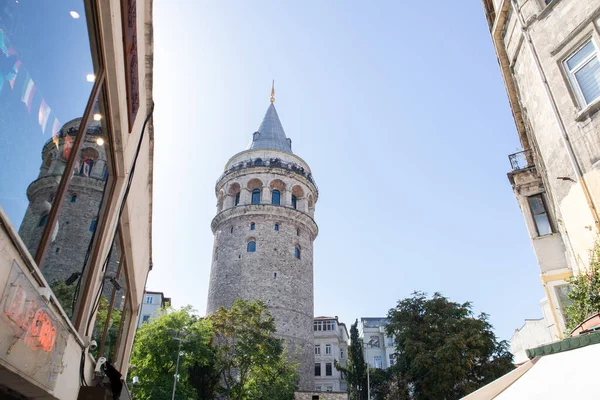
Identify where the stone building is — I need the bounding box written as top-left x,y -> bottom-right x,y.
482,0 -> 600,334
207,88 -> 319,390
18,118 -> 114,288
314,316 -> 349,392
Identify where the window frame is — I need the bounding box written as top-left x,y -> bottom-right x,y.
247,240 -> 256,252
564,38 -> 600,107
234,192 -> 240,206
272,189 -> 280,205
325,362 -> 332,376
315,363 -> 321,376
315,344 -> 321,355
291,194 -> 297,209
325,343 -> 332,355
295,246 -> 301,259
251,189 -> 261,204
527,193 -> 553,236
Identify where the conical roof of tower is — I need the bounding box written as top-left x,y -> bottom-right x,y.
247,103 -> 292,153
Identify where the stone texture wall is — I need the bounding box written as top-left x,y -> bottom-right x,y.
294,391 -> 348,400
208,151 -> 318,391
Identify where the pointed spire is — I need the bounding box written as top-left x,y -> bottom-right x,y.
247,85 -> 292,153
270,80 -> 275,103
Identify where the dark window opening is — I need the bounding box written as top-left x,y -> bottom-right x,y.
39,214 -> 48,227
314,363 -> 321,376
235,192 -> 240,206
71,194 -> 77,203
326,363 -> 332,376
275,223 -> 279,231
291,194 -> 297,209
274,273 -> 277,279
230,226 -> 234,233
250,222 -> 255,230
90,219 -> 97,232
295,246 -> 301,259
247,241 -> 256,252
252,189 -> 261,204
272,189 -> 280,205
528,194 -> 552,236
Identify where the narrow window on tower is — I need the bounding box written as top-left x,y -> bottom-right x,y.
214,247 -> 218,261
250,222 -> 255,230
230,226 -> 234,233
528,194 -> 552,236
90,219 -> 97,232
274,272 -> 277,279
235,192 -> 240,206
39,214 -> 49,227
247,241 -> 256,252
71,194 -> 77,203
272,189 -> 280,205
291,194 -> 297,209
295,246 -> 301,259
252,189 -> 261,204
275,223 -> 279,231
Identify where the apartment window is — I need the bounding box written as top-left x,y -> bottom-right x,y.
386,337 -> 394,347
565,39 -> 600,106
295,246 -> 301,259
325,363 -> 332,376
315,363 -> 321,376
374,356 -> 383,369
528,194 -> 552,236
325,344 -> 332,355
251,189 -> 261,204
314,387 -> 321,393
146,296 -> 154,304
314,321 -> 322,331
315,345 -> 321,355
292,194 -> 297,209
250,222 -> 255,230
389,353 -> 397,366
235,192 -> 240,206
272,189 -> 280,205
142,315 -> 150,323
247,241 -> 256,252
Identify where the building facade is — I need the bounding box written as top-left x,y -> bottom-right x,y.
206,91 -> 319,390
314,316 -> 349,392
0,0 -> 154,398
359,318 -> 396,370
137,290 -> 171,328
510,298 -> 558,364
482,0 -> 600,334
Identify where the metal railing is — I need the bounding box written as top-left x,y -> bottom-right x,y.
216,157 -> 319,192
508,149 -> 534,171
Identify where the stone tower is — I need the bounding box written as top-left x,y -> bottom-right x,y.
207,91 -> 318,390
18,118 -> 110,287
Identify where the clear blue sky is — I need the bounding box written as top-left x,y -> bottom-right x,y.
149,0 -> 544,341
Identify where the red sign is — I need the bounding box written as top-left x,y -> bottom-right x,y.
4,285 -> 57,352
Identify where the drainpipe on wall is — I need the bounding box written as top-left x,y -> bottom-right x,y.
510,0 -> 600,234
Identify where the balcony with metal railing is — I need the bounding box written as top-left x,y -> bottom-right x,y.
508,149 -> 534,172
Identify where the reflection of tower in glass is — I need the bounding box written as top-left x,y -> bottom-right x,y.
17,117 -> 116,297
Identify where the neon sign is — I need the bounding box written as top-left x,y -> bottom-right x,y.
4,285 -> 57,352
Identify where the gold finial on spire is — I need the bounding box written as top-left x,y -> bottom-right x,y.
270,80 -> 275,103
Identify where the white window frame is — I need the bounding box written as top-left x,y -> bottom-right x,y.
564,38 -> 600,107
146,295 -> 153,304
325,344 -> 332,355
315,344 -> 321,355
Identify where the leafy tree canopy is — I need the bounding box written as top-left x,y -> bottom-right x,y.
386,291 -> 514,400
565,244 -> 600,332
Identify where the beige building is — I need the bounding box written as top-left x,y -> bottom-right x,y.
0,0 -> 154,398
482,0 -> 600,334
314,316 -> 349,393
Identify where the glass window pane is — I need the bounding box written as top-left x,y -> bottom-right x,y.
567,41 -> 596,70
252,189 -> 260,204
528,195 -> 545,215
0,1 -> 96,260
247,241 -> 256,252
534,214 -> 552,236
272,189 -> 280,205
574,57 -> 600,104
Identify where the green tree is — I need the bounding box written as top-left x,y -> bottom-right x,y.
209,299 -> 299,400
130,306 -> 215,400
335,320 -> 367,400
386,292 -> 514,400
50,280 -> 77,319
92,296 -> 123,360
564,244 -> 600,332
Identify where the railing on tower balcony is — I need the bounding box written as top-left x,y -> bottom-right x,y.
508,149 -> 534,171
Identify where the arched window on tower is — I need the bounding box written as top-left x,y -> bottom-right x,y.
71,194 -> 77,203
275,223 -> 279,231
39,214 -> 49,227
252,189 -> 261,204
272,190 -> 280,205
250,222 -> 255,230
247,241 -> 256,252
235,192 -> 240,206
291,195 -> 297,209
295,246 -> 301,259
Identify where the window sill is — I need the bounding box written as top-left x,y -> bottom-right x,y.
575,97 -> 600,122
537,0 -> 563,21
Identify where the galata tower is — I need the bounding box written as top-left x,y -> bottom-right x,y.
207,85 -> 318,390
